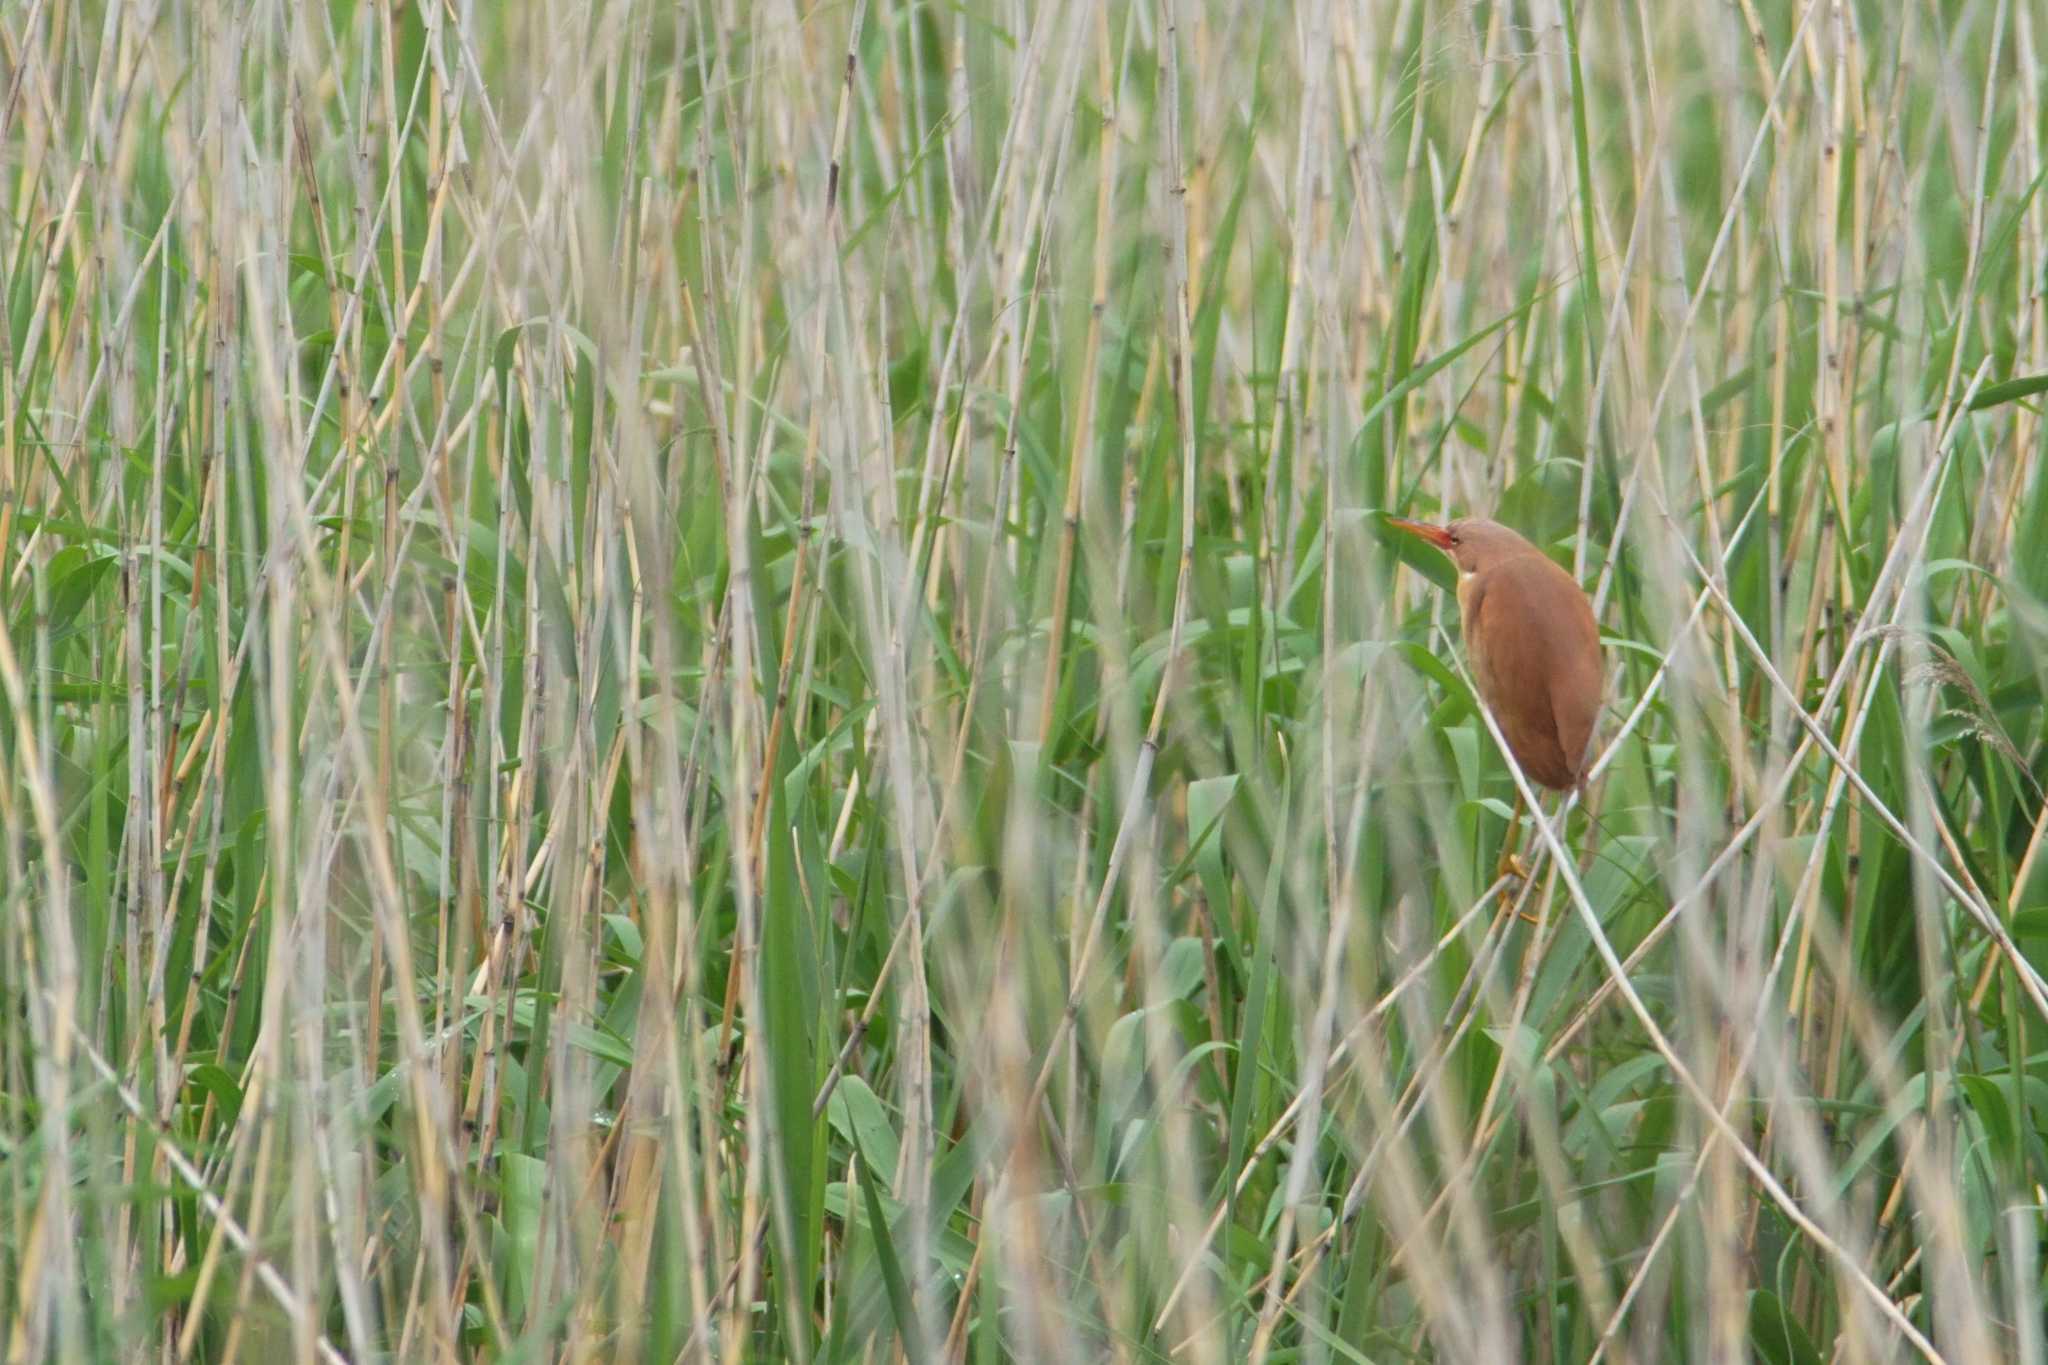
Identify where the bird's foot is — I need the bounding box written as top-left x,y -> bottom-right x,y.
1499,851 -> 1543,923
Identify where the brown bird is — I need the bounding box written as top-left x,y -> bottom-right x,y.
1388,516 -> 1603,879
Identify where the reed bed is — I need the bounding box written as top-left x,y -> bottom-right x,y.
3,1 -> 2047,1360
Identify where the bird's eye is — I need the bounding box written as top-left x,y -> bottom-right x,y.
1448,533 -> 1461,545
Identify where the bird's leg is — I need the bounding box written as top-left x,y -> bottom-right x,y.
1496,788 -> 1531,884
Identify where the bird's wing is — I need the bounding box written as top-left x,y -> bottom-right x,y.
1465,565 -> 1571,785
1545,577 -> 1604,783
1466,556 -> 1604,787
1551,649 -> 1601,783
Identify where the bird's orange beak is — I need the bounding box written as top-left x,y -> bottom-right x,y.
1387,516 -> 1456,551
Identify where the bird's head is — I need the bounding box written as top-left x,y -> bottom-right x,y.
1386,516 -> 1537,576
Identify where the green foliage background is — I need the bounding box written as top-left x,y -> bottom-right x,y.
3,1 -> 2048,1361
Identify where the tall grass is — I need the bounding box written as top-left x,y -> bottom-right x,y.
4,1 -> 2047,1360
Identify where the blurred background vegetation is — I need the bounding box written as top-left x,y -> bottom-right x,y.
3,0 -> 2048,1360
